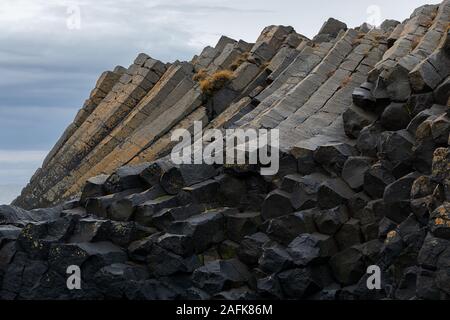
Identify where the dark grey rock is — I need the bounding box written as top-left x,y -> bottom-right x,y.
314,143 -> 357,175
86,189 -> 142,218
352,87 -> 376,110
380,103 -> 412,131
434,76 -> 450,105
287,233 -> 338,266
343,105 -> 377,138
265,210 -> 316,245
257,275 -> 283,299
108,185 -> 166,221
80,174 -> 109,205
169,209 -> 226,253
277,266 -> 332,299
314,206 -> 349,235
147,245 -> 200,277
48,241 -> 127,277
261,190 -> 294,220
134,195 -> 178,226
342,157 -> 374,190
157,233 -> 194,257
363,161 -> 396,199
335,218 -> 362,250
192,259 -> 251,295
104,164 -> 149,193
237,232 -> 270,266
329,247 -> 365,286
315,18 -> 347,38
356,123 -> 383,157
317,178 -> 355,209
224,211 -> 261,242
258,243 -> 293,273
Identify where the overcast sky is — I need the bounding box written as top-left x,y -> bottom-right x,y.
0,0 -> 441,204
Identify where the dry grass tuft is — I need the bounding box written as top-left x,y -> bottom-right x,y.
199,70 -> 235,96
230,52 -> 250,71
193,68 -> 208,82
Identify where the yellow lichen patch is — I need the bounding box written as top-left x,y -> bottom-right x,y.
433,218 -> 450,228
387,230 -> 397,239
385,230 -> 398,244
437,206 -> 447,216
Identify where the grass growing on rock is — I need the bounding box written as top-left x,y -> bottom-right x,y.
193,68 -> 208,82
198,70 -> 235,96
230,52 -> 250,71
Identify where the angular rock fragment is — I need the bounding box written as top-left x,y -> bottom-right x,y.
257,275 -> 283,299
80,174 -> 109,205
192,259 -> 251,295
108,186 -> 166,221
104,164 -> 149,193
180,180 -> 220,205
364,162 -> 396,199
134,195 -> 179,226
147,245 -> 200,277
258,243 -> 293,273
48,241 -> 127,276
335,218 -> 362,250
151,204 -> 201,231
281,173 -> 326,210
383,172 -> 421,223
224,211 -> 262,242
265,210 -> 316,245
314,143 -> 357,175
287,233 -> 338,266
317,178 -> 355,209
356,123 -> 384,157
342,156 -> 374,190
86,189 -> 142,218
343,105 -> 377,138
434,76 -> 450,105
277,267 -> 329,299
380,103 -> 411,131
352,87 -> 376,110
169,209 -> 226,253
237,233 -> 270,266
314,206 -> 349,235
329,247 -> 365,286
261,190 -> 294,220
0,226 -> 22,245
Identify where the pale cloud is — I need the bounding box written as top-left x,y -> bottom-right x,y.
0,150 -> 48,163
0,149 -> 47,204
0,185 -> 24,205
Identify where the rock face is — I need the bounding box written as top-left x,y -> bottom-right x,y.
2,1 -> 450,300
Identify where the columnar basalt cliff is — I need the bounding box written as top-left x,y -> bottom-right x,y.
1,1 -> 449,300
